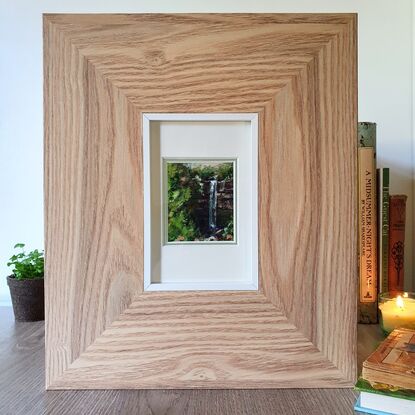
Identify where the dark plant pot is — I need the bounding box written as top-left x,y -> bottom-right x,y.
7,275 -> 44,322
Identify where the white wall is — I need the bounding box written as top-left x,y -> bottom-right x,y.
0,1 -> 413,305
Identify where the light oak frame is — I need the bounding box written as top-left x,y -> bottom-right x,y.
44,13 -> 357,389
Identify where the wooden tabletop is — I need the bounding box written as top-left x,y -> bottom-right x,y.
0,306 -> 384,415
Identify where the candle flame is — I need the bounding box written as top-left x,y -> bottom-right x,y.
396,295 -> 405,309
403,292 -> 409,298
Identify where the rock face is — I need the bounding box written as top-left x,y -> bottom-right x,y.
193,179 -> 233,234
200,179 -> 233,208
216,180 -> 233,210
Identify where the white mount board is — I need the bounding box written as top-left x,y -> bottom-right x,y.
143,113 -> 258,291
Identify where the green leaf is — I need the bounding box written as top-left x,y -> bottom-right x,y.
7,243 -> 44,280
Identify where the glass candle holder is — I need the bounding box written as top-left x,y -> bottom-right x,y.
378,292 -> 415,335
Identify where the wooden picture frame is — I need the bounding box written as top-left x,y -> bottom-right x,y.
44,13 -> 357,389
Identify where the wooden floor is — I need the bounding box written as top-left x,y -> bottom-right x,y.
0,306 -> 383,415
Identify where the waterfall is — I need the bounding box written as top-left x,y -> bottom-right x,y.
208,179 -> 217,232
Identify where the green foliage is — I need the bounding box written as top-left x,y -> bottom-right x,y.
223,218 -> 234,240
167,163 -> 200,241
216,163 -> 233,181
191,162 -> 233,181
7,244 -> 44,280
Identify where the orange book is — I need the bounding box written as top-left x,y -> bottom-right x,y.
362,328 -> 415,391
388,195 -> 407,292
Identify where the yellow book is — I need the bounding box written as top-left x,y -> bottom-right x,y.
358,122 -> 378,323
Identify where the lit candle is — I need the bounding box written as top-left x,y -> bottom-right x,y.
379,292 -> 415,334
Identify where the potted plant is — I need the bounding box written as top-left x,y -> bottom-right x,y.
7,243 -> 44,321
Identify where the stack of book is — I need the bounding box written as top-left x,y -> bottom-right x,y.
358,122 -> 408,323
355,328 -> 415,415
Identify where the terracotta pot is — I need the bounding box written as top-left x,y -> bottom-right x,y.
7,275 -> 44,322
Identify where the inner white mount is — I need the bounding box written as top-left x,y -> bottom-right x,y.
143,113 -> 258,291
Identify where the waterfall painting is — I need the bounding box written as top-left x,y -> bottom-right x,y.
164,159 -> 235,243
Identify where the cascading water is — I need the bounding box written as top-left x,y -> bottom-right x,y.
208,179 -> 218,233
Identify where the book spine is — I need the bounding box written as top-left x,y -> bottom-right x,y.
388,195 -> 407,292
358,122 -> 378,323
377,168 -> 390,293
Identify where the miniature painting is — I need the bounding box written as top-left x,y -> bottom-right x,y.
165,160 -> 235,243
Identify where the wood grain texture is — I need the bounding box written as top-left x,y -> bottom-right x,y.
1,308 -> 383,415
44,13 -> 357,389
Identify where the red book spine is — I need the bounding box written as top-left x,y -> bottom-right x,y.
388,195 -> 407,291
